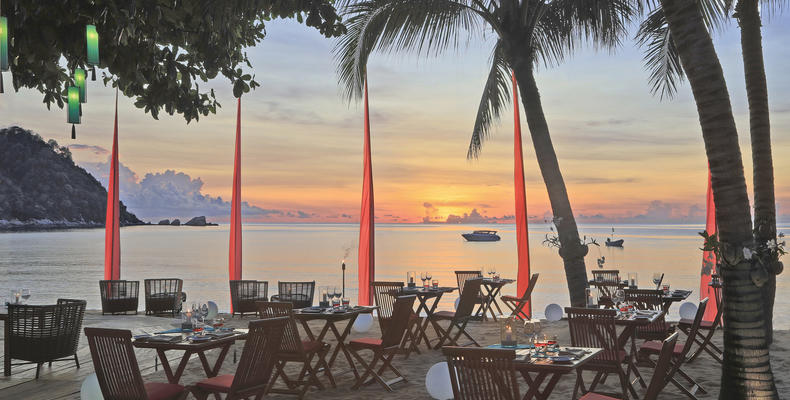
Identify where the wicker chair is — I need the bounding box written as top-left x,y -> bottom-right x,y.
371,281 -> 423,357
144,278 -> 183,316
433,278 -> 483,349
566,307 -> 635,399
7,299 -> 86,378
85,327 -> 188,400
230,280 -> 268,317
257,302 -> 334,398
191,317 -> 289,400
443,347 -> 520,400
271,281 -> 315,309
99,280 -> 139,315
624,289 -> 673,341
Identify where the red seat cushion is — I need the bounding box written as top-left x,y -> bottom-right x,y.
433,311 -> 456,319
196,374 -> 235,392
639,340 -> 685,356
580,392 -> 619,400
350,337 -> 383,349
678,318 -> 715,329
144,382 -> 185,400
302,340 -> 324,353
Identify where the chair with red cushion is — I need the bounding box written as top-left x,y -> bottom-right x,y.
84,327 -> 187,400
372,281 -> 423,357
566,307 -> 635,399
257,301 -> 334,398
434,278 -> 483,348
190,317 -> 288,400
624,289 -> 674,341
581,333 -> 679,400
348,295 -> 416,392
638,298 -> 709,399
500,273 -> 539,321
443,347 -> 520,400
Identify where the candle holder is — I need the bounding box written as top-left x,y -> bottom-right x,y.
319,287 -> 330,308
181,309 -> 194,331
628,272 -> 638,289
500,318 -> 518,348
407,271 -> 417,288
585,287 -> 598,308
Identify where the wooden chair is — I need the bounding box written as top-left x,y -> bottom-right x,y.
348,295 -> 416,392
442,347 -> 520,400
638,298 -> 709,399
624,289 -> 673,341
190,317 -> 289,400
581,333 -> 679,400
591,270 -> 620,283
500,273 -> 539,321
99,280 -> 139,315
566,307 -> 635,399
7,299 -> 86,378
371,281 -> 423,357
271,281 -> 315,309
433,278 -> 483,349
229,280 -> 268,317
144,278 -> 183,316
455,270 -> 484,317
677,289 -> 723,364
256,301 -> 334,398
85,327 -> 187,400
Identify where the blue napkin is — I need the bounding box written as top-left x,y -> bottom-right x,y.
486,344 -> 535,349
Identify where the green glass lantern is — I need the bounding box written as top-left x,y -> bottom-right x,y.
74,68 -> 87,102
67,86 -> 80,139
86,25 -> 99,80
0,17 -> 8,71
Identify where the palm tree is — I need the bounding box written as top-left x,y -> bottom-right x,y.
637,0 -> 781,343
656,0 -> 778,397
333,0 -> 635,307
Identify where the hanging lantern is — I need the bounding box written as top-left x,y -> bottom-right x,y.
74,68 -> 87,103
68,86 -> 80,139
0,16 -> 8,94
86,25 -> 99,80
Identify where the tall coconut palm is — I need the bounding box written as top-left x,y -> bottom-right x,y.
333,0 -> 636,307
656,0 -> 778,397
637,0 -> 782,343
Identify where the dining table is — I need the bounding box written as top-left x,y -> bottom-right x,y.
293,305 -> 377,380
477,278 -> 515,321
615,308 -> 666,396
397,286 -> 456,350
511,345 -> 603,400
133,330 -> 246,384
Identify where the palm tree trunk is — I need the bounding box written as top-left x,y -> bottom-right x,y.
511,57 -> 589,308
660,0 -> 777,398
737,0 -> 777,345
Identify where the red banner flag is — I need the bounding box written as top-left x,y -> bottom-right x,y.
512,72 -> 532,317
229,97 -> 243,312
700,169 -> 718,322
358,79 -> 375,306
104,90 -> 121,280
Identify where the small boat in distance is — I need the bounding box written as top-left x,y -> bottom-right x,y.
462,230 -> 501,242
605,227 -> 624,247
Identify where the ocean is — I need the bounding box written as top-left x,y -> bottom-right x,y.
1,223 -> 787,328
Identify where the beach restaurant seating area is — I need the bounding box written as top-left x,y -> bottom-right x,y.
0,269 -> 732,399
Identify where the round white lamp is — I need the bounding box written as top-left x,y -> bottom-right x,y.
206,301 -> 219,320
425,362 -> 453,400
545,303 -> 563,322
352,313 -> 374,333
80,373 -> 103,400
679,302 -> 698,320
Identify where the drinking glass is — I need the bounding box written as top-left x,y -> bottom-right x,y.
432,279 -> 439,289
491,266 -> 499,280
21,289 -> 31,303
200,303 -> 209,322
212,317 -> 225,330
662,282 -> 671,295
652,273 -> 662,287
613,289 -> 625,305
342,297 -> 350,307
426,272 -> 433,283
420,272 -> 427,287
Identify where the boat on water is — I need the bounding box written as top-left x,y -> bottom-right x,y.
605,238 -> 624,247
462,230 -> 501,242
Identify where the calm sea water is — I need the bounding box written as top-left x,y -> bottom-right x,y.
1,223 -> 787,328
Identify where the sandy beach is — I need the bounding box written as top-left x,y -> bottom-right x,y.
3,311 -> 784,399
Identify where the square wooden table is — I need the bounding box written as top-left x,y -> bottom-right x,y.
615,309 -> 665,396
397,286 -> 456,350
478,278 -> 515,321
514,347 -> 603,400
293,306 -> 377,380
133,332 -> 246,384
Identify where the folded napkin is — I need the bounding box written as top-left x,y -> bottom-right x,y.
156,328 -> 187,334
487,344 -> 534,350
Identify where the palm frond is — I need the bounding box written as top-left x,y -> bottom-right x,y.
468,40 -> 510,159
333,0 -> 485,102
635,8 -> 684,100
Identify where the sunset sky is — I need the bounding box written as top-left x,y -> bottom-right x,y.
2,16 -> 789,224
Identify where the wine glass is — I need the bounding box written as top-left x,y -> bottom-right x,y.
420,272 -> 427,287
652,273 -> 662,288
613,289 -> 625,306
20,289 -> 31,303
425,272 -> 433,287
491,266 -> 498,280
200,303 -> 209,322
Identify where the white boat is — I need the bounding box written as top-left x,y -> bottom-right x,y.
462,230 -> 501,242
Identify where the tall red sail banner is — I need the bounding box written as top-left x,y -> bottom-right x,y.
358,79 -> 375,306
700,169 -> 718,322
512,72 -> 532,317
104,91 -> 121,280
229,97 -> 243,312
